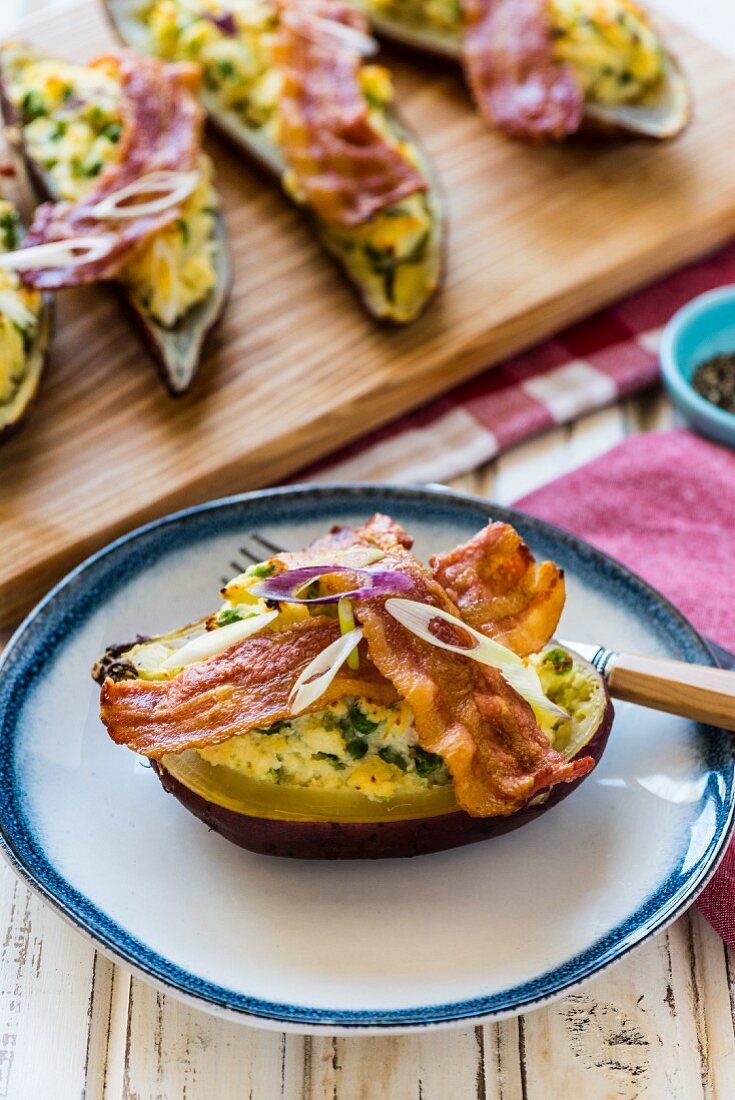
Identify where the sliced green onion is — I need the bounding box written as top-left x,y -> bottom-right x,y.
385,598 -> 567,719
338,597 -> 359,670
289,627 -> 363,715
0,235 -> 117,271
89,170 -> 200,220
160,609 -> 278,671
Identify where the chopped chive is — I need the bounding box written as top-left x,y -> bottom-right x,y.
315,752 -> 345,769
378,747 -> 407,772
254,719 -> 290,735
216,607 -> 243,626
0,209 -> 19,250
348,702 -> 378,735
248,561 -> 276,578
413,746 -> 444,777
20,89 -> 45,122
216,58 -> 237,80
345,737 -> 368,759
544,648 -> 573,674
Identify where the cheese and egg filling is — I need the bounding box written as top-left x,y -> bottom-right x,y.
199,698 -> 451,801
2,47 -> 220,328
133,0 -> 440,322
0,202 -> 43,408
549,0 -> 664,105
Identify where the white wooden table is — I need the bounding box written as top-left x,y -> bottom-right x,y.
2,2 -> 735,1096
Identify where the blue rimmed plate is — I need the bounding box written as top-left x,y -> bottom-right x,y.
0,484 -> 733,1034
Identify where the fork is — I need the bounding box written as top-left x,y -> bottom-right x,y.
220,531 -> 288,587
223,534 -> 735,731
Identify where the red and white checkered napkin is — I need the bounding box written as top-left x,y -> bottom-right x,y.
304,243 -> 735,483
517,430 -> 735,947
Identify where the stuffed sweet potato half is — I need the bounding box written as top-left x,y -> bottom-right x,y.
0,43 -> 231,394
94,514 -> 613,859
351,0 -> 690,141
103,0 -> 443,323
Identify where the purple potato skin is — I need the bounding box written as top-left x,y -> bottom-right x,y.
0,62 -> 231,396
152,684 -> 614,859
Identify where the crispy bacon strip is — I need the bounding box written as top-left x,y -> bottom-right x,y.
307,516 -> 592,816
461,0 -> 584,139
19,51 -> 203,288
100,618 -> 397,758
274,513 -> 414,570
429,521 -> 565,656
273,0 -> 426,227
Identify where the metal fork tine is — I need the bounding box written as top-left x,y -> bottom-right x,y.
221,532 -> 290,588
237,544 -> 260,565
249,531 -> 288,556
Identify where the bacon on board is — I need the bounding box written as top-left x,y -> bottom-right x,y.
273,0 -> 427,227
461,0 -> 584,139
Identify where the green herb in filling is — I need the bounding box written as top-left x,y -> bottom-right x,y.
348,702 -> 379,735
544,648 -> 574,674
315,752 -> 346,769
412,746 -> 444,777
0,208 -> 19,250
20,89 -> 44,122
216,607 -> 244,626
378,747 -> 408,772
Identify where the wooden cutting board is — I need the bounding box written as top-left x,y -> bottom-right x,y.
2,0 -> 735,626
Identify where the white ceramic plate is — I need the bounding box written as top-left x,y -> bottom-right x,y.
0,484 -> 732,1033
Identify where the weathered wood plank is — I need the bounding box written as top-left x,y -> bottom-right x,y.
519,929 -> 704,1099
0,862 -> 99,1099
686,909 -> 735,1097
121,977 -> 292,1099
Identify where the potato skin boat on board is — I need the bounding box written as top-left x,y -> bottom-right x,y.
94,513 -> 613,859
102,0 -> 444,324
0,198 -> 53,438
0,44 -> 231,395
349,0 -> 691,141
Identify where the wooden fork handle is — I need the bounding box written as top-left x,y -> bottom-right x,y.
607,653 -> 735,731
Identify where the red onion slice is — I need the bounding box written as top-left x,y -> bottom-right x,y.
251,564 -> 412,604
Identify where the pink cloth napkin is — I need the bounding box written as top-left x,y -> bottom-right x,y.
305,243 -> 735,484
516,430 -> 735,945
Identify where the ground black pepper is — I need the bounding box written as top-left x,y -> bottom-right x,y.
692,353 -> 735,414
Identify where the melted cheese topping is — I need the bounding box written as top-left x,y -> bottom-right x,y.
549,0 -> 664,104
3,45 -> 220,328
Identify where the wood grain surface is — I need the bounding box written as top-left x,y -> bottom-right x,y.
3,1 -> 735,627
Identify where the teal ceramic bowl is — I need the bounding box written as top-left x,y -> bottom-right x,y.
660,286 -> 735,448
